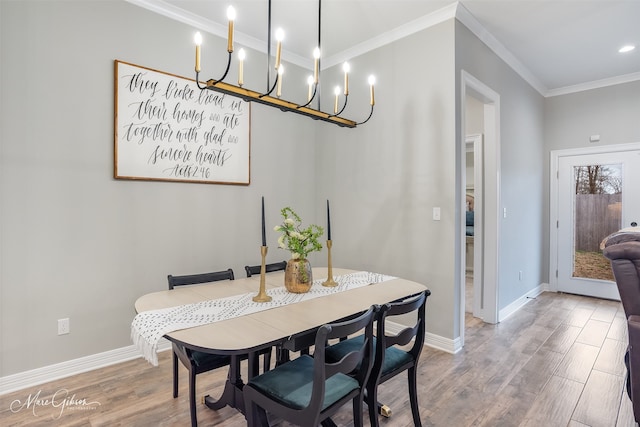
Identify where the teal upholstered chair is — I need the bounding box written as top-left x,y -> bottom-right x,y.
325,290 -> 430,427
243,306 -> 377,427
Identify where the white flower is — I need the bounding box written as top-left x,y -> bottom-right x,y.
274,225 -> 282,231
278,235 -> 286,248
284,218 -> 295,226
291,252 -> 300,259
292,231 -> 304,240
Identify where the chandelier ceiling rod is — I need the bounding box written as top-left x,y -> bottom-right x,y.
316,0 -> 321,112
267,0 -> 272,90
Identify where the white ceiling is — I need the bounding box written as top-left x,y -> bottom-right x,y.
129,0 -> 640,96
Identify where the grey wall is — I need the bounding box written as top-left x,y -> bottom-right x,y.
0,0 -> 318,376
4,0 -> 620,379
543,81 -> 640,281
316,21 -> 458,340
455,22 -> 546,314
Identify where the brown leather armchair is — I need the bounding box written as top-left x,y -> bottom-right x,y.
603,229 -> 640,423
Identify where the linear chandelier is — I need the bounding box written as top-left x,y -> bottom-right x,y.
192,0 -> 375,128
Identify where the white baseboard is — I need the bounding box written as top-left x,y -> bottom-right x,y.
498,284 -> 545,322
0,339 -> 171,395
385,321 -> 458,354
1,324 -> 459,396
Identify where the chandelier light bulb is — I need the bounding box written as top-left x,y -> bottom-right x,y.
619,44 -> 636,53
227,5 -> 236,21
194,32 -> 203,46
275,28 -> 285,42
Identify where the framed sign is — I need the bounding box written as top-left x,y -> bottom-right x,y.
114,60 -> 250,185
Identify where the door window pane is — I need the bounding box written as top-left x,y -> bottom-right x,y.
572,164 -> 621,281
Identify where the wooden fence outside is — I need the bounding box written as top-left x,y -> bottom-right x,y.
575,193 -> 622,252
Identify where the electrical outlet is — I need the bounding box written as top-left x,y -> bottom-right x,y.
58,318 -> 70,335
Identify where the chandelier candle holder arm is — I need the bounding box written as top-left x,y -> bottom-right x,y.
355,75 -> 375,125
298,76 -> 318,109
192,1 -> 375,128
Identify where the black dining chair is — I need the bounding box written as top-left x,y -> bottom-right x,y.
243,306 -> 377,427
245,260 -> 299,364
244,260 -> 288,277
325,290 -> 430,427
167,268 -> 271,427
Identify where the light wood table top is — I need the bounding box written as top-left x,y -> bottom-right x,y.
134,267 -> 428,354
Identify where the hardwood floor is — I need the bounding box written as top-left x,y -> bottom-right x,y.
1,291 -> 637,426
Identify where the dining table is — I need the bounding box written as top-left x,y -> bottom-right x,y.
133,267 -> 428,416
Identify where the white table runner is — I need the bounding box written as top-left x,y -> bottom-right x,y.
132,271 -> 394,365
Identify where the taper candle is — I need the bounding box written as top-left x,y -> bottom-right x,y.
307,75 -> 314,101
313,47 -> 320,84
238,48 -> 245,86
368,75 -> 376,106
261,196 -> 266,246
227,6 -> 236,53
194,32 -> 202,73
343,62 -> 350,95
333,86 -> 340,114
327,199 -> 331,240
275,28 -> 284,70
276,65 -> 284,98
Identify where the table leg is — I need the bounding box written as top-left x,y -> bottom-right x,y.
203,355 -> 245,413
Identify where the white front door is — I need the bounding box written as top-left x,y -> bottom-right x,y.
554,147 -> 640,300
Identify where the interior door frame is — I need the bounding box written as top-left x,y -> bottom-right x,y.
459,71 -> 500,349
549,142 -> 640,292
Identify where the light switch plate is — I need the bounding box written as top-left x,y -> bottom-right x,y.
433,207 -> 441,221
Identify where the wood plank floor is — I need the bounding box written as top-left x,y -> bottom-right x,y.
1,291 -> 638,426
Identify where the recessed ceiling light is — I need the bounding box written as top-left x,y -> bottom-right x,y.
619,45 -> 636,53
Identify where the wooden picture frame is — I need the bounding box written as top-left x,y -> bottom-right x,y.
114,60 -> 250,185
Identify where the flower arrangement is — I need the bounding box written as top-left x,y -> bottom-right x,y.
274,207 -> 324,260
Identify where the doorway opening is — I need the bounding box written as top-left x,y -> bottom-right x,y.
459,71 -> 500,347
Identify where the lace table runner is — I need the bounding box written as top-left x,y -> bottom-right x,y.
132,271 -> 394,365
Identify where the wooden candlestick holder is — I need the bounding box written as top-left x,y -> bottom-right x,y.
322,240 -> 337,287
253,246 -> 273,302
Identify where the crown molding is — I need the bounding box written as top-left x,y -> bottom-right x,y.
546,71 -> 640,97
454,2 -> 547,96
127,0 -> 635,98
323,2 -> 458,69
124,0 -> 311,69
